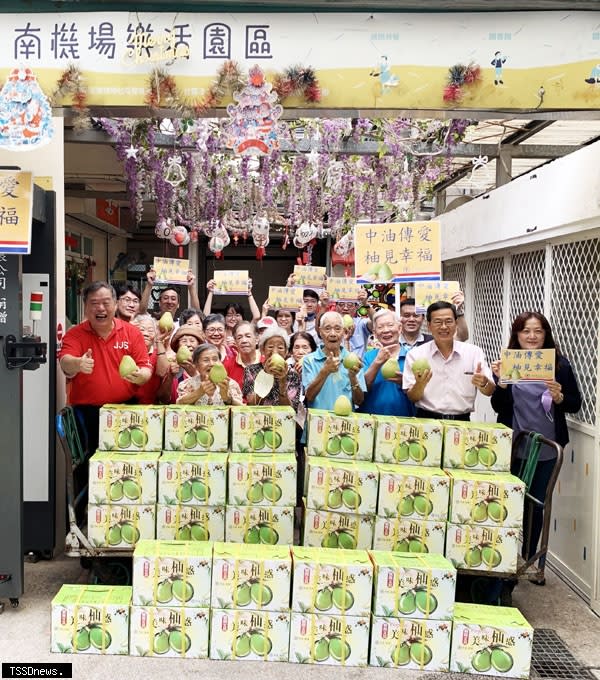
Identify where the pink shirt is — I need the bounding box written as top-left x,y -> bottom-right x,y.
403,340 -> 493,414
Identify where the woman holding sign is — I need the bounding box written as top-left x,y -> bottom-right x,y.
491,311 -> 581,584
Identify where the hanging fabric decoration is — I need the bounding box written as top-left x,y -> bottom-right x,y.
251,213 -> 270,261
0,67 -> 53,150
224,65 -> 283,156
169,225 -> 190,247
164,154 -> 186,187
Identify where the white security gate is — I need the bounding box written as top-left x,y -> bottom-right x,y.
444,233 -> 600,609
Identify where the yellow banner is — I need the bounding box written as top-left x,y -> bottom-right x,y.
499,348 -> 555,383
293,265 -> 326,289
414,280 -> 460,312
213,270 -> 249,295
153,256 -> 189,285
354,221 -> 441,284
326,277 -> 362,302
0,170 -> 33,255
268,286 -> 303,311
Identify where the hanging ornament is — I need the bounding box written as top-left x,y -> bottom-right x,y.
282,226 -> 290,251
224,64 -> 283,156
209,235 -> 226,259
293,222 -> 318,249
155,217 -> 173,239
253,231 -> 269,261
169,225 -> 190,247
334,230 -> 354,257
0,67 -> 53,150
164,154 -> 186,187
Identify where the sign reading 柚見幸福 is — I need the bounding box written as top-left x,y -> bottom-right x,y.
0,12 -> 598,111
153,257 -> 189,285
0,170 -> 34,255
354,221 -> 441,284
499,348 -> 555,384
414,280 -> 460,313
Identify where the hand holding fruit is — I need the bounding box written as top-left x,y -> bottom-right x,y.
266,353 -> 288,379
200,379 -> 217,397
412,358 -> 432,387
343,352 -> 363,377
323,352 -> 340,375
218,380 -> 231,403
375,346 -> 392,366
80,348 -> 94,374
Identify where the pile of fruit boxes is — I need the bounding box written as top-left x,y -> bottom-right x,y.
51,541 -> 535,677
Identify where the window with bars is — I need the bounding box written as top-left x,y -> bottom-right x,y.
472,257 -> 505,365
443,261 -> 467,293
510,250 -> 545,321
550,239 -> 600,426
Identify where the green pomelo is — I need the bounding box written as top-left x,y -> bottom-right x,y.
233,633 -> 251,658
209,362 -> 227,384
342,314 -> 355,330
107,525 -> 122,546
333,395 -> 353,417
487,500 -> 508,523
263,429 -> 282,449
176,525 -> 191,541
408,538 -> 428,553
342,351 -> 360,371
192,479 -> 209,502
482,546 -> 502,568
118,354 -> 137,378
408,441 -> 427,462
269,352 -> 286,370
117,429 -> 131,448
169,629 -> 191,654
73,627 -> 90,651
250,632 -> 272,656
158,311 -> 174,333
109,481 -> 123,502
413,494 -> 433,517
122,478 -> 141,501
381,358 -> 399,380
471,501 -> 489,523
393,442 -> 410,462
236,583 -> 252,607
190,523 -> 209,541
472,649 -> 492,672
411,358 -> 431,374
321,532 -> 339,548
250,431 -> 265,451
262,481 -> 282,503
393,539 -> 410,552
326,436 -> 342,455
313,637 -> 330,662
183,430 -> 197,449
130,427 -> 147,448
340,435 -> 358,456
172,578 -> 194,603
176,346 -> 192,366
491,648 -> 514,673
120,522 -> 140,545
341,488 -> 360,510
398,496 -> 414,517
397,590 -> 416,615
410,642 -> 432,666
415,589 -> 438,615
328,637 -> 351,662
244,526 -> 260,544
247,482 -> 264,503
377,263 -> 393,282
259,525 -> 278,545
89,626 -> 112,651
250,582 -> 273,607
156,580 -> 173,604
337,531 -> 356,550
391,642 -> 411,666
315,588 -> 333,611
465,547 -> 482,567
196,428 -> 213,448
332,586 -> 354,611
464,447 -> 479,467
327,489 -> 343,509
153,631 -> 170,655
478,447 -> 497,468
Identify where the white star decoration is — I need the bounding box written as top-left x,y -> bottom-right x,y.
125,144 -> 138,159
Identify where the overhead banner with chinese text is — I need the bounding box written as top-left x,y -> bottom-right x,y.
0,170 -> 34,255
0,12 -> 599,110
354,221 -> 441,284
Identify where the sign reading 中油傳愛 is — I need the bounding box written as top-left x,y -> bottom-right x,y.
354,221 -> 441,284
153,257 -> 189,285
0,170 -> 34,255
268,286 -> 303,311
213,270 -> 249,295
499,348 -> 555,383
414,280 -> 460,313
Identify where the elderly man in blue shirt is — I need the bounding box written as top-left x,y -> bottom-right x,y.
302,311 -> 366,411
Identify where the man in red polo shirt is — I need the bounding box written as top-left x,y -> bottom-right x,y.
59,281 -> 152,452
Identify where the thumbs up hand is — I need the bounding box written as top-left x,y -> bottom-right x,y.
80,348 -> 94,374
471,362 -> 489,390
